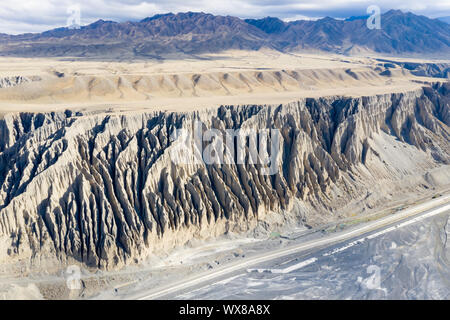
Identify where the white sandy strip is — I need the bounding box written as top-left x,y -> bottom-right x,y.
134,195 -> 450,300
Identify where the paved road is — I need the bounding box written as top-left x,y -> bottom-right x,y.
134,195 -> 450,300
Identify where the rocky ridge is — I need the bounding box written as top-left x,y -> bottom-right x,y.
0,76 -> 34,89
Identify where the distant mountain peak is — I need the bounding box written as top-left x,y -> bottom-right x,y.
345,15 -> 369,22
0,10 -> 448,58
387,9 -> 402,13
261,16 -> 284,22
437,16 -> 450,24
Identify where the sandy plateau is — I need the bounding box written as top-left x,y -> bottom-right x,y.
0,50 -> 449,299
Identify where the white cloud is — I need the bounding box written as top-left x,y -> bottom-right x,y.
282,15 -> 322,22
0,0 -> 449,34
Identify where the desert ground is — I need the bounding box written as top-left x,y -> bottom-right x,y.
0,50 -> 447,114
0,50 -> 449,300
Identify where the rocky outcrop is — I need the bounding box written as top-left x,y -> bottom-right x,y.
0,10 -> 449,58
0,83 -> 449,270
376,59 -> 450,79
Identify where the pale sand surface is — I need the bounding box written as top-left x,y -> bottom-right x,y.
0,50 -> 446,114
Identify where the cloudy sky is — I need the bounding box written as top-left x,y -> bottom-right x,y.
0,0 -> 449,34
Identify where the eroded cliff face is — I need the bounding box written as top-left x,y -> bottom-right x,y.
0,76 -> 31,89
0,83 -> 449,270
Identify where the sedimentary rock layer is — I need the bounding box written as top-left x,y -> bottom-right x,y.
0,83 -> 449,269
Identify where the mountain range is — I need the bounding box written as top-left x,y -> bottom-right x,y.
0,10 -> 449,58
